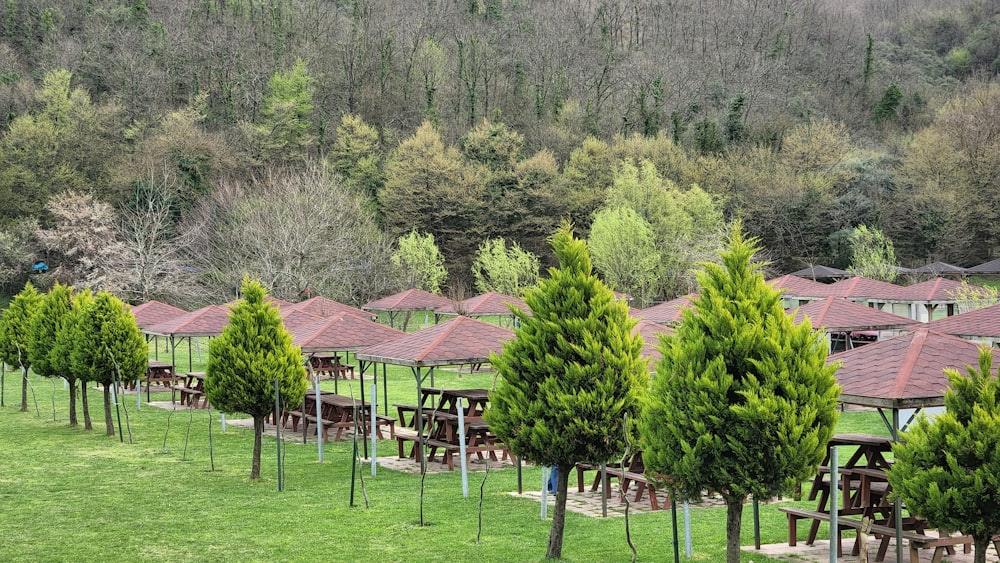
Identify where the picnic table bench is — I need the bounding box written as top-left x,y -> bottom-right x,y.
174,372 -> 208,408
288,392 -> 394,442
575,451 -> 668,510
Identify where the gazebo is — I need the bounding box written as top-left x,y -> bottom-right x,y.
290,312 -> 406,405
355,315 -> 513,443
911,261 -> 966,278
796,276 -> 904,313
921,303 -> 1000,348
144,305 -> 232,400
789,264 -> 851,281
362,288 -> 452,330
433,292 -> 528,324
791,297 -> 918,351
966,257 -> 1000,276
288,295 -> 374,320
896,277 -> 984,321
129,300 -> 187,360
636,293 -> 694,325
828,328 -> 998,562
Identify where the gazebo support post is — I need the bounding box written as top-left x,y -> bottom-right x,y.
413,366 -> 427,474
359,365 -> 368,459
382,362 -> 388,416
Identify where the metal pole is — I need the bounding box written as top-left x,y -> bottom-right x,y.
382,363 -> 388,417
672,494 -> 680,563
830,445 -> 838,563
370,383 -> 377,477
600,462 -> 608,518
753,497 -> 761,549
314,374 -> 323,462
540,466 -> 548,520
683,501 -> 692,557
221,412 -> 226,432
516,456 -> 523,494
893,408 -> 902,563
275,379 -> 284,492
359,366 -> 368,459
458,398 -> 468,498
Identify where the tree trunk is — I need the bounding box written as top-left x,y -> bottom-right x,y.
546,464 -> 571,559
725,496 -> 745,563
68,378 -> 77,426
103,385 -> 114,436
251,415 -> 263,480
974,536 -> 989,563
21,366 -> 29,412
82,384 -> 92,430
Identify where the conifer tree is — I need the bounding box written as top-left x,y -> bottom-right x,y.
0,281 -> 42,411
486,222 -> 645,559
641,223 -> 840,563
71,291 -> 147,436
64,290 -> 96,429
205,277 -> 307,480
28,281 -> 77,426
888,348 -> 1000,563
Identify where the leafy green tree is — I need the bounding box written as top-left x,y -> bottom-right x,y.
848,224 -> 898,282
486,223 -> 645,559
554,136 -> 615,232
66,290 -> 95,430
888,348 -> 1000,563
28,283 -> 74,421
641,225 -> 841,563
381,121 -> 484,278
330,113 -> 383,213
246,59 -> 315,164
205,278 -> 307,480
588,205 -> 660,307
391,230 -> 447,294
0,281 -> 41,410
471,237 -> 539,296
70,291 -> 147,436
0,218 -> 39,293
873,84 -> 903,122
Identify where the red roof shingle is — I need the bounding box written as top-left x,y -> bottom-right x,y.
921,303 -> 1000,339
145,305 -> 231,337
434,292 -> 528,317
129,301 -> 187,329
291,312 -> 406,352
355,316 -> 513,367
792,297 -> 918,332
363,288 -> 452,312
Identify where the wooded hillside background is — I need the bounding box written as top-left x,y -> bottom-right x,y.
0,0 -> 998,306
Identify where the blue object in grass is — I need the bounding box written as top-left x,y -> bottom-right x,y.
547,466 -> 558,493
32,261 -> 48,273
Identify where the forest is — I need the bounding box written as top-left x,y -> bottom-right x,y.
0,0 -> 998,307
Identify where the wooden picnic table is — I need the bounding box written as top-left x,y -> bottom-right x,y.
287,392 -> 393,442
779,433 -> 949,561
145,360 -> 175,400
174,372 -> 208,408
308,353 -> 356,379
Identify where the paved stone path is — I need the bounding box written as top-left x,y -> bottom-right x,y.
750,537 -> 999,562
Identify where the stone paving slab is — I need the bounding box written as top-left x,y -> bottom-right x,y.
750,537 -> 999,562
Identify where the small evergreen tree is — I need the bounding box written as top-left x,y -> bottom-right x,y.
46,285 -> 80,426
0,281 -> 42,411
485,222 -> 645,559
66,290 -> 95,430
71,291 -> 147,436
205,278 -> 307,480
888,348 -> 1000,563
641,224 -> 841,563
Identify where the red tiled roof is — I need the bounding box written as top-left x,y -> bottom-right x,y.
363,288 -> 452,311
898,277 -> 983,302
226,295 -> 295,309
922,303 -> 1000,339
288,296 -> 373,319
633,319 -> 673,367
637,294 -> 695,325
279,308 -> 324,333
291,312 -> 406,352
145,305 -> 231,337
800,276 -> 903,300
767,275 -> 828,297
434,292 -> 528,316
791,297 -> 918,332
355,315 -> 513,367
129,301 -> 187,329
828,328 -> 996,408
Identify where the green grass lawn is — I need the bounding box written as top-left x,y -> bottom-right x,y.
0,360 -> 884,563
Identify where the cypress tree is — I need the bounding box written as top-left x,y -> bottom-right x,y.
0,281 -> 42,411
205,277 -> 307,480
486,222 -> 645,559
28,283 -> 74,420
641,223 -> 840,563
71,291 -> 147,436
66,290 -> 95,430
888,348 -> 1000,563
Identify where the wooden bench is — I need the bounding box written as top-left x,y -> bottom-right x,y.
778,506 -> 976,562
395,427 -> 426,459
